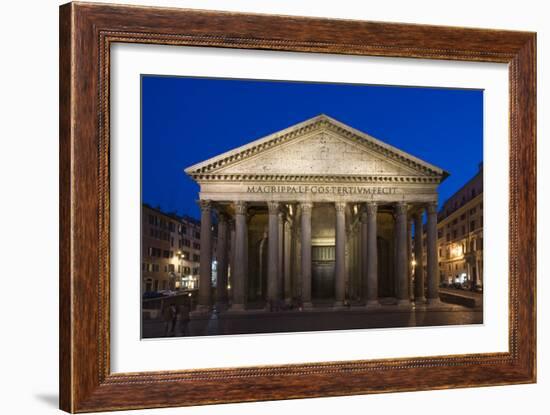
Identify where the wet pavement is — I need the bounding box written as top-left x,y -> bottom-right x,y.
142,302 -> 483,339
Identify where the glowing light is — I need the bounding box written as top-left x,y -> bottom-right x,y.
451,244 -> 463,258
411,260 -> 417,267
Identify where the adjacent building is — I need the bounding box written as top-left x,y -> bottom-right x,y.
141,204 -> 206,293
437,164 -> 483,289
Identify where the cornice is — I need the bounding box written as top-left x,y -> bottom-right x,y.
185,115 -> 449,179
190,173 -> 442,184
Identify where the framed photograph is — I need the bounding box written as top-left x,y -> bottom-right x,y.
59,2 -> 536,412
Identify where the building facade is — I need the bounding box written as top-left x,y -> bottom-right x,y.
185,115 -> 449,313
437,164 -> 483,289
141,204 -> 205,293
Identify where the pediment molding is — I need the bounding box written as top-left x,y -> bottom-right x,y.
185,115 -> 449,182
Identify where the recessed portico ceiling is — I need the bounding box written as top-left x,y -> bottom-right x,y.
185,114 -> 449,183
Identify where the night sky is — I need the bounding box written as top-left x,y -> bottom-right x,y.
142,76 -> 483,219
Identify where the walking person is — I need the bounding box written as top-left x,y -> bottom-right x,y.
179,302 -> 190,336
163,302 -> 178,336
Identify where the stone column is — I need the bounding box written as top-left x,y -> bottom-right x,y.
426,202 -> 440,305
229,221 -> 235,292
344,224 -> 352,300
196,200 -> 213,313
292,207 -> 302,300
334,202 -> 346,307
216,211 -> 229,308
278,210 -> 285,301
366,202 -> 380,307
300,202 -> 313,309
360,207 -> 368,302
348,225 -> 356,300
407,217 -> 413,301
257,232 -> 267,299
352,221 -> 360,300
229,201 -> 247,312
267,201 -> 280,308
413,208 -> 426,303
394,202 -> 410,306
244,213 -> 251,301
284,219 -> 292,303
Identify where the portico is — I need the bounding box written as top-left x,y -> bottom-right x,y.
185,115 -> 448,313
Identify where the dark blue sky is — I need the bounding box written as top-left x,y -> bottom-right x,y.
142,76 -> 483,219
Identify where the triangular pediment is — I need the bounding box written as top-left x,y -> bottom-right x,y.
185,115 -> 448,182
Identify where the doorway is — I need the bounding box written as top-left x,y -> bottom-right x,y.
312,245 -> 335,299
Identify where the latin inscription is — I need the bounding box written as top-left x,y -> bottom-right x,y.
246,185 -> 398,195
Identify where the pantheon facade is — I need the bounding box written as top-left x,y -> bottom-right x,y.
185,115 -> 449,314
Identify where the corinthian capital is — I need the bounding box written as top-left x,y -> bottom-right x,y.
216,210 -> 229,223
426,201 -> 438,215
300,202 -> 313,215
234,201 -> 248,215
267,201 -> 280,215
361,206 -> 369,223
366,202 -> 378,216
199,199 -> 212,212
394,202 -> 408,216
335,202 -> 346,213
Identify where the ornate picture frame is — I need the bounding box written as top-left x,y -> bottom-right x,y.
59,2 -> 536,412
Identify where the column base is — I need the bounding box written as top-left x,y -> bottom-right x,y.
215,302 -> 229,312
332,300 -> 346,310
396,299 -> 412,308
190,305 -> 211,319
227,303 -> 246,313
365,300 -> 381,309
415,296 -> 427,304
427,297 -> 444,308
302,301 -> 314,310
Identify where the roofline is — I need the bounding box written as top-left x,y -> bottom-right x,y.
184,113 -> 449,179
440,164 -> 483,211
184,114 -> 328,174
142,203 -> 200,225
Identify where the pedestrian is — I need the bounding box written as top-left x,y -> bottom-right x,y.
179,303 -> 190,336
163,302 -> 178,336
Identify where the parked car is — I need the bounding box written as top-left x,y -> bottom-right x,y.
159,290 -> 178,296
142,291 -> 164,299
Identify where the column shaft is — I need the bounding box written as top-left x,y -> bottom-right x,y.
366,203 -> 379,307
229,201 -> 247,311
277,211 -> 285,301
300,202 -> 313,308
292,214 -> 302,300
414,209 -> 426,302
407,218 -> 413,300
229,223 -> 235,293
360,209 -> 368,302
216,211 -> 229,307
267,201 -> 280,308
334,202 -> 347,307
197,200 -> 213,312
395,202 -> 410,305
284,220 -> 292,303
426,202 -> 440,304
